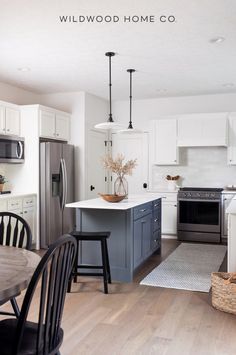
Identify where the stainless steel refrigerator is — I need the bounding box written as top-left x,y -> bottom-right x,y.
40,142 -> 75,248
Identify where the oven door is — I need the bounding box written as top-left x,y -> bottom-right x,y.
178,199 -> 221,233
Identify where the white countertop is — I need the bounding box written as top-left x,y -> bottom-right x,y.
66,193 -> 163,210
147,189 -> 178,193
222,189 -> 236,194
0,192 -> 36,199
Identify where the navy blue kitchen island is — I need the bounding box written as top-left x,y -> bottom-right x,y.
66,194 -> 161,282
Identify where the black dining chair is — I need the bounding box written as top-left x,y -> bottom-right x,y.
0,211 -> 32,318
0,234 -> 76,355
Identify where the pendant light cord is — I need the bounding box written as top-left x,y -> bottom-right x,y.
106,52 -> 115,123
127,69 -> 135,129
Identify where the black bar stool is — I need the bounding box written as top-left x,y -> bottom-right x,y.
68,231 -> 111,294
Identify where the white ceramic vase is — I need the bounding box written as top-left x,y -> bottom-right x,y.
167,180 -> 177,191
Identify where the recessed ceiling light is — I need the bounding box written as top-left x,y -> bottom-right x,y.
17,67 -> 31,72
209,37 -> 225,44
222,83 -> 234,88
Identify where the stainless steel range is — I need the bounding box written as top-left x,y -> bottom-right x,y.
177,187 -> 223,243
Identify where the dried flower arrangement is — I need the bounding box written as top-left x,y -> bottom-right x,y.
102,154 -> 137,178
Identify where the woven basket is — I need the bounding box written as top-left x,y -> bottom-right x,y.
211,272 -> 236,315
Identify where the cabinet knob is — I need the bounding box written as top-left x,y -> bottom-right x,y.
154,218 -> 158,222
174,160 -> 177,162
6,129 -> 10,132
140,209 -> 146,212
154,239 -> 158,242
24,211 -> 27,214
174,204 -> 177,207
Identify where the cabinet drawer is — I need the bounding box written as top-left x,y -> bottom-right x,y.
8,199 -> 22,211
23,196 -> 35,208
133,202 -> 152,220
153,199 -> 161,210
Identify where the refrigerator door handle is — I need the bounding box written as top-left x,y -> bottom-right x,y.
62,158 -> 68,209
60,158 -> 65,209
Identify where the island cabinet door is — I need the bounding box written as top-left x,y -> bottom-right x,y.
134,220 -> 142,268
133,212 -> 152,268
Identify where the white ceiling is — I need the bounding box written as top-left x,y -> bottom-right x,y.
0,0 -> 236,100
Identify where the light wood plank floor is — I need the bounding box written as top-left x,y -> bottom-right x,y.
1,239 -> 236,355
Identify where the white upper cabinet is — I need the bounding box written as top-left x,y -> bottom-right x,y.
5,108 -> 20,136
227,113 -> 236,165
39,109 -> 70,141
152,119 -> 179,165
0,102 -> 20,136
0,106 -> 5,134
55,114 -> 70,141
177,113 -> 228,147
39,110 -> 55,138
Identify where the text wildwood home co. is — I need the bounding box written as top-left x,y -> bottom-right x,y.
59,15 -> 176,24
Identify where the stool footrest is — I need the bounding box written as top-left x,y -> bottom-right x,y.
76,265 -> 104,269
76,272 -> 105,277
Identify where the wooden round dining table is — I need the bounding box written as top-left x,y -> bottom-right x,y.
0,245 -> 41,304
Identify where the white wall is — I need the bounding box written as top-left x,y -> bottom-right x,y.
113,93 -> 236,189
113,92 -> 236,129
0,82 -> 40,104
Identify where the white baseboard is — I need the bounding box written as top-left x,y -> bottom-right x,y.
162,234 -> 177,240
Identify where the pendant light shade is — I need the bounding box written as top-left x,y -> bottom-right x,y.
118,69 -> 142,134
95,52 -> 124,130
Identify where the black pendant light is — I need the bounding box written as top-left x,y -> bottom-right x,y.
95,52 -> 124,130
118,68 -> 142,134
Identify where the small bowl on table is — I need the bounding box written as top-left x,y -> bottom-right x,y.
98,193 -> 126,203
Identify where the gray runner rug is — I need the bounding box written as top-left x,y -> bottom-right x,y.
140,243 -> 227,292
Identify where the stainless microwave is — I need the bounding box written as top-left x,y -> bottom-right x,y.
0,135 -> 24,163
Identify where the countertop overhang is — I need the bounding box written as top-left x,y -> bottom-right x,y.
66,193 -> 163,210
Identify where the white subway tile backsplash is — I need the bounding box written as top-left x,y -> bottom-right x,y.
152,147 -> 236,189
